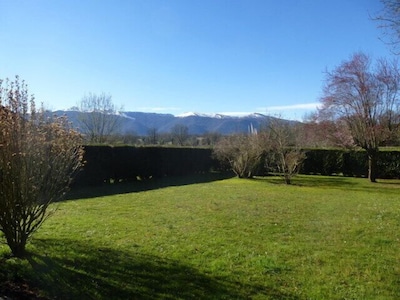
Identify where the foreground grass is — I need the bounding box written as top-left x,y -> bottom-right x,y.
1,175 -> 400,299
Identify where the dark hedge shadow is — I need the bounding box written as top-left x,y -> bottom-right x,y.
252,175 -> 359,188
254,175 -> 400,195
15,238 -> 299,300
65,172 -> 235,201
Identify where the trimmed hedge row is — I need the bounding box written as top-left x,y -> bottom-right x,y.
75,146 -> 220,186
377,151 -> 400,179
74,146 -> 400,186
301,149 -> 400,178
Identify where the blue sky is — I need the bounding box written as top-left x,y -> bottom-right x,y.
0,0 -> 391,120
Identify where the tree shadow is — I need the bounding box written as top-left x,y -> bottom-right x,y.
254,175 -> 400,194
65,172 -> 235,201
3,238 -> 300,299
375,179 -> 400,187
291,175 -> 360,189
253,175 -> 358,188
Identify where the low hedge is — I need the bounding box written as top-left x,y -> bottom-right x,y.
301,149 -> 399,178
74,146 -> 220,186
73,146 -> 400,186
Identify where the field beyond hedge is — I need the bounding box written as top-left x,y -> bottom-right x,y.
1,175 -> 400,299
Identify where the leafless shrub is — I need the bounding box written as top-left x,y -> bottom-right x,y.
213,134 -> 265,178
0,76 -> 84,257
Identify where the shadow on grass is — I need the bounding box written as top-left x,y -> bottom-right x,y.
66,172 -> 235,201
2,238 -> 299,300
292,175 -> 360,188
254,175 -> 359,188
256,175 -> 400,194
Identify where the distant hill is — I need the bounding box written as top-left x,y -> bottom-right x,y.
53,110 -> 295,136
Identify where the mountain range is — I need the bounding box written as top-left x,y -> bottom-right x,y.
53,110 -> 294,136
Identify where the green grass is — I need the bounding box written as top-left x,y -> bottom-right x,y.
1,174 -> 400,299
381,146 -> 400,151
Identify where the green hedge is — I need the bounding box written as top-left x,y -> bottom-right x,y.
301,149 -> 400,178
301,149 -> 345,176
75,146 -> 220,186
376,151 -> 400,179
76,145 -> 114,186
74,146 -> 400,186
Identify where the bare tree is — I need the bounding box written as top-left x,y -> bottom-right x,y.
77,92 -> 122,144
146,127 -> 159,145
0,76 -> 84,257
374,0 -> 400,53
213,134 -> 265,178
299,116 -> 356,149
121,130 -> 139,145
263,119 -> 305,184
171,124 -> 189,146
318,52 -> 400,182
203,131 -> 222,146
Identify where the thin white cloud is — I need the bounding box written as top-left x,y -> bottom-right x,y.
263,102 -> 321,111
137,106 -> 181,112
218,111 -> 254,116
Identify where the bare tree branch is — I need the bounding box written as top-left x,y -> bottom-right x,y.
77,92 -> 122,144
372,0 -> 400,54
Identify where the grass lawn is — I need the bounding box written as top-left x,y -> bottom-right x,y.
1,174 -> 400,299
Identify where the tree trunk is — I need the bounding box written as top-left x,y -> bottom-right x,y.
10,244 -> 28,258
367,150 -> 378,183
6,236 -> 28,258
